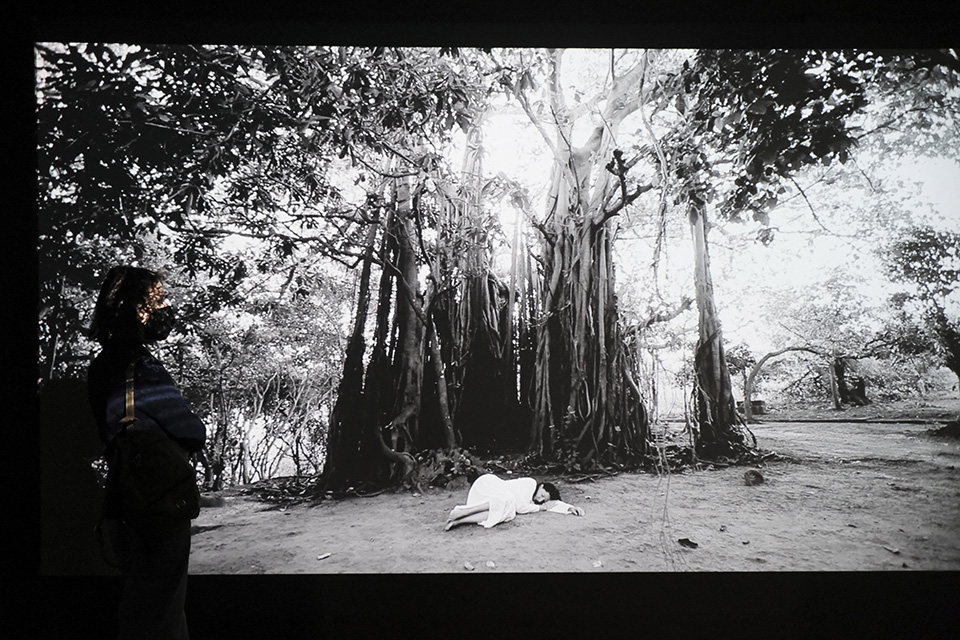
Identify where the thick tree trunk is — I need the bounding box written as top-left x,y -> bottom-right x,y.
742,369 -> 753,422
347,177 -> 424,486
438,114 -> 526,454
689,204 -> 752,458
936,322 -> 960,389
361,232 -> 398,483
930,308 -> 960,396
425,315 -> 456,450
321,186 -> 423,489
828,359 -> 843,410
834,357 -> 870,406
323,154 -> 474,490
522,49 -> 650,469
319,218 -> 378,490
834,358 -> 851,405
389,177 -> 423,449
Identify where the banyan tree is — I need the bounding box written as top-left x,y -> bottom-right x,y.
317,49 -> 493,491
322,47 -> 960,489
321,48 -> 665,488
430,110 -> 527,454
500,49 -> 662,470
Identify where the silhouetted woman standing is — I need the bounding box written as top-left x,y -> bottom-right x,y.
87,266 -> 206,640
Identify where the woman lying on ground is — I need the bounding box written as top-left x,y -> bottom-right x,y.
445,473 -> 585,531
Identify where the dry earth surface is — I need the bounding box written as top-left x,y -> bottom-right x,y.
188,397 -> 960,574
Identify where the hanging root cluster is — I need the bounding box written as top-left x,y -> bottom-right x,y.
408,447 -> 489,491
686,353 -> 765,465
640,442 -> 699,473
525,212 -> 652,475
240,475 -> 322,506
638,423 -> 781,475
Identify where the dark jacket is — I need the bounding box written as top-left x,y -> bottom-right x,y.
87,343 -> 206,456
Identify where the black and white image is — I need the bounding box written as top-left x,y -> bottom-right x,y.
38,45 -> 959,590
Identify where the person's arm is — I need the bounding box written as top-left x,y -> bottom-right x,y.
516,500 -> 542,514
543,500 -> 585,516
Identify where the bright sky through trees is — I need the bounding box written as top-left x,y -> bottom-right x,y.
462,50 -> 959,363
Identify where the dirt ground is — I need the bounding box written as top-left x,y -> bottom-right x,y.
188,399 -> 960,574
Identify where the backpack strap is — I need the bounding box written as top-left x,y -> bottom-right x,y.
120,360 -> 137,431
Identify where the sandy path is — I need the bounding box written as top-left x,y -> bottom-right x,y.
188,419 -> 960,573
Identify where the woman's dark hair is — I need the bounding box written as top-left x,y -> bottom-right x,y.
538,482 -> 561,502
89,266 -> 164,345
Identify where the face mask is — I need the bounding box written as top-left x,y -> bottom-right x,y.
143,306 -> 177,342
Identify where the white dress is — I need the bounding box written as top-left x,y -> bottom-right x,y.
460,474 -> 542,528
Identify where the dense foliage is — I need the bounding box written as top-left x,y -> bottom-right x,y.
37,43 -> 487,487
883,227 -> 960,388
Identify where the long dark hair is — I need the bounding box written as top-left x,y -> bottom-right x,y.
537,482 -> 561,502
88,266 -> 163,346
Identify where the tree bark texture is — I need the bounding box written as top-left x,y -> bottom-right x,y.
828,358 -> 843,410
436,117 -> 525,453
834,357 -> 870,406
320,180 -> 425,490
320,213 -> 379,490
525,50 -> 650,469
689,204 -> 752,458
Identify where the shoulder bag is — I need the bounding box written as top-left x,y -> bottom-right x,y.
109,361 -> 201,525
